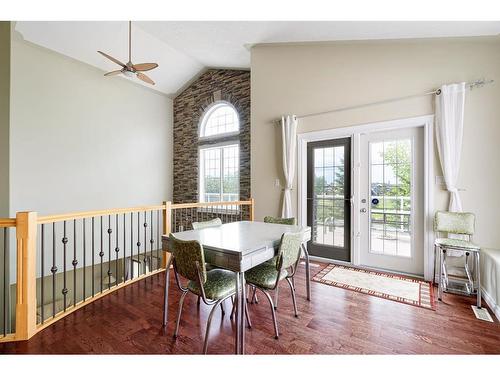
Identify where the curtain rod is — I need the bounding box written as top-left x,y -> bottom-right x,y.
274,79 -> 494,123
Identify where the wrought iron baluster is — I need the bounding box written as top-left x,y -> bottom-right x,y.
100,216 -> 104,293
123,213 -> 126,282
150,211 -> 154,274
137,212 -> 141,276
173,208 -> 176,233
62,221 -> 68,312
130,212 -> 134,279
91,217 -> 95,297
143,211 -> 147,274
83,219 -> 86,301
156,210 -> 160,271
72,219 -> 78,308
115,214 -> 119,286
41,224 -> 45,323
107,215 -> 112,289
51,223 -> 57,318
3,228 -> 7,334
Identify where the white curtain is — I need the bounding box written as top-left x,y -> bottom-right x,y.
435,82 -> 466,212
281,115 -> 298,218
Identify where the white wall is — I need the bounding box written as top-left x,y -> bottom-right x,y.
9,38 -> 173,216
251,36 -> 500,249
0,22 -> 10,217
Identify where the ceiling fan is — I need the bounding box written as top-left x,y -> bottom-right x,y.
98,21 -> 158,85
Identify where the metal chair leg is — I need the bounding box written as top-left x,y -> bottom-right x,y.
197,296 -> 201,306
203,299 -> 225,354
286,277 -> 298,317
438,247 -> 443,301
220,302 -> 225,316
261,289 -> 279,339
229,298 -> 236,320
245,298 -> 252,328
274,285 -> 279,310
174,290 -> 188,338
476,251 -> 482,308
251,286 -> 259,304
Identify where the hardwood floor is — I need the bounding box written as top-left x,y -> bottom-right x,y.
1,262 -> 499,354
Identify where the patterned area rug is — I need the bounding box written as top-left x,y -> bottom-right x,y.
313,264 -> 435,310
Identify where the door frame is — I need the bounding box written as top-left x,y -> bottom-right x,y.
297,115 -> 435,280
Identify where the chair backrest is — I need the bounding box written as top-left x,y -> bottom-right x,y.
169,234 -> 207,283
192,218 -> 222,230
264,216 -> 296,225
276,232 -> 303,270
434,211 -> 475,236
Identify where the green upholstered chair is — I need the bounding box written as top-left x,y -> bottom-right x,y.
263,216 -> 296,225
168,234 -> 251,353
243,232 -> 303,339
192,218 -> 223,304
192,218 -> 222,230
250,216 -> 296,306
434,211 -> 481,308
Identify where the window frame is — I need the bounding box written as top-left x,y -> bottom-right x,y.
198,101 -> 240,140
198,141 -> 240,208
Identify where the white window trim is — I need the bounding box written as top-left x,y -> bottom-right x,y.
199,101 -> 240,140
198,141 -> 240,208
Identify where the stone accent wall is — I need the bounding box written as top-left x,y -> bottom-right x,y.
173,69 -> 251,203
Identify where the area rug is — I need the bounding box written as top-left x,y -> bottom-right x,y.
313,264 -> 435,310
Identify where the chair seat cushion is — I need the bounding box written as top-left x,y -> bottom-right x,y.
187,269 -> 236,300
245,263 -> 288,289
435,238 -> 480,250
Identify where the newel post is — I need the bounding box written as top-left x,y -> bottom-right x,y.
249,198 -> 255,221
162,201 -> 172,268
15,211 -> 37,340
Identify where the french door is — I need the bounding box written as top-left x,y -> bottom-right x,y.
359,127 -> 424,275
307,138 -> 351,261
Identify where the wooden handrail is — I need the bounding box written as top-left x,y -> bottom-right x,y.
0,218 -> 16,227
37,204 -> 166,224
171,200 -> 253,210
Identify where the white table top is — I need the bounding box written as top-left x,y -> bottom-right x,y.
163,221 -> 310,258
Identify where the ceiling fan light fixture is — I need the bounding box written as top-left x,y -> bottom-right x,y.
122,70 -> 135,78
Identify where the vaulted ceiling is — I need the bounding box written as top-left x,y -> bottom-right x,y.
15,21 -> 500,96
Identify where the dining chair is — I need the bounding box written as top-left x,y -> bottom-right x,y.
434,211 -> 481,308
242,232 -> 303,339
192,217 -> 222,230
250,216 -> 296,307
168,234 -> 251,353
192,217 -> 224,309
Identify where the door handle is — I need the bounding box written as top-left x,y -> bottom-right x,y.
360,208 -> 367,213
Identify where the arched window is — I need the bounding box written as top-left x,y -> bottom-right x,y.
200,102 -> 239,138
199,102 -> 240,203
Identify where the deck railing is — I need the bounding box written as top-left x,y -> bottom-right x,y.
0,198 -> 254,343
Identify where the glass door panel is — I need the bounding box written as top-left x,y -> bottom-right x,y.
307,137 -> 351,261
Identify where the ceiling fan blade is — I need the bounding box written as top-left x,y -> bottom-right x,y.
104,70 -> 123,77
132,63 -> 158,72
97,51 -> 126,68
136,72 -> 155,85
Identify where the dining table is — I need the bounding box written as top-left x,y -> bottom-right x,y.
161,220 -> 312,354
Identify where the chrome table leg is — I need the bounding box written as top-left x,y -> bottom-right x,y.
240,273 -> 246,354
234,272 -> 241,354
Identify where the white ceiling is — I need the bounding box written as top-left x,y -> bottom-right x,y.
15,21 -> 500,96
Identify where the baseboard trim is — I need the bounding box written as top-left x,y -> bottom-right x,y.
481,287 -> 500,321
